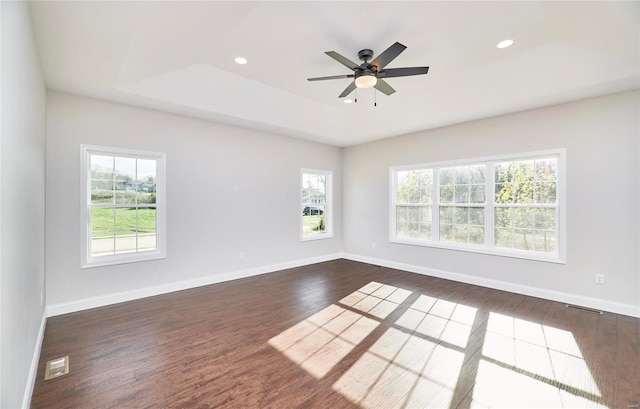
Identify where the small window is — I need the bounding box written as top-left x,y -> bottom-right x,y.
81,145 -> 166,268
301,169 -> 332,240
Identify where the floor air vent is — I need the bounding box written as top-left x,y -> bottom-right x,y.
44,356 -> 69,380
566,304 -> 603,314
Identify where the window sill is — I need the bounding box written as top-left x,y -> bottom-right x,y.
301,233 -> 334,242
389,237 -> 565,264
81,250 -> 166,269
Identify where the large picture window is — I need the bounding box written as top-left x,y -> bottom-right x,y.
81,145 -> 166,268
390,150 -> 565,263
301,169 -> 332,240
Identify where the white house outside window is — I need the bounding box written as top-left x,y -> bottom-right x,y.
390,149 -> 565,263
81,145 -> 166,268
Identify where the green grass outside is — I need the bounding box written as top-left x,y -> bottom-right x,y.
302,214 -> 325,235
92,207 -> 156,238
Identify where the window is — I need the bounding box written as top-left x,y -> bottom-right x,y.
395,169 -> 433,240
494,158 -> 557,253
439,164 -> 486,245
390,150 -> 565,263
301,169 -> 332,240
81,145 -> 166,268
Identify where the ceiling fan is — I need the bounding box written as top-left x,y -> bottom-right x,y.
307,42 -> 429,98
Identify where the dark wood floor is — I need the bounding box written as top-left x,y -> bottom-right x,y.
31,259 -> 639,409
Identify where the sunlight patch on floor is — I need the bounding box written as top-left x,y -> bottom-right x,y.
341,282 -> 412,319
474,312 -> 607,408
268,304 -> 379,379
268,282 -> 609,409
396,296 -> 476,349
268,282 -> 409,379
332,289 -> 476,409
334,328 -> 465,409
471,359 -> 609,408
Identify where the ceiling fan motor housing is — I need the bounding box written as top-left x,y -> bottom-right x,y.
358,49 -> 374,63
355,69 -> 376,79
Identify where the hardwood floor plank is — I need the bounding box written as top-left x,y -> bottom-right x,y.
617,315 -> 640,408
31,259 -> 639,409
585,312 -> 618,409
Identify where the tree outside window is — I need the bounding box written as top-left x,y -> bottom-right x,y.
390,150 -> 563,263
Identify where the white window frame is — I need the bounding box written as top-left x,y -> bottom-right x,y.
301,169 -> 333,241
390,149 -> 566,264
80,145 -> 166,268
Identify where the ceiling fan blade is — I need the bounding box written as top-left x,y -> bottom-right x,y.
307,74 -> 355,82
325,51 -> 360,70
379,67 -> 429,78
338,81 -> 357,98
374,79 -> 396,96
370,42 -> 407,72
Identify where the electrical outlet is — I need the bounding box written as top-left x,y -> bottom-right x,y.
371,242 -> 376,249
239,251 -> 245,260
595,274 -> 605,284
234,186 -> 240,194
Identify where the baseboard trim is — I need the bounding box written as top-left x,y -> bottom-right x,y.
47,253 -> 343,317
46,252 -> 640,319
22,310 -> 47,409
342,253 -> 640,318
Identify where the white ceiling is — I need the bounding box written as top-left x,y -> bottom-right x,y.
29,1 -> 639,147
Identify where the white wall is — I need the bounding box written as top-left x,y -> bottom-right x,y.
343,91 -> 640,316
45,92 -> 342,311
0,2 -> 47,407
46,91 -> 639,317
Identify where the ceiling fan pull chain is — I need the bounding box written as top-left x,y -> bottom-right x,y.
355,88 -> 358,103
374,88 -> 377,107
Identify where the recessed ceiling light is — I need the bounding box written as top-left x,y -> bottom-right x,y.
234,57 -> 248,65
343,99 -> 353,104
496,39 -> 514,49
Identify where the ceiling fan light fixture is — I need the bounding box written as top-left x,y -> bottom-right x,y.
355,73 -> 377,89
